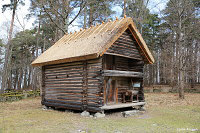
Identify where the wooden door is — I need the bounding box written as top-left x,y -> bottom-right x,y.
105,78 -> 117,105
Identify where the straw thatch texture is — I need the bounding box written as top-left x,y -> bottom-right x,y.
32,17 -> 154,66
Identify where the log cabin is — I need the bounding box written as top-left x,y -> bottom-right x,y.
31,17 -> 155,112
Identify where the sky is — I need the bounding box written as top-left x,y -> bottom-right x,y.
0,0 -> 35,40
0,0 -> 168,42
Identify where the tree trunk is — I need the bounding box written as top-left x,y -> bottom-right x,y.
32,17 -> 41,90
179,64 -> 185,99
177,8 -> 185,99
27,66 -> 32,87
124,0 -> 126,16
83,6 -> 87,29
1,0 -> 18,92
23,66 -> 28,89
64,0 -> 69,33
17,68 -> 23,91
89,2 -> 93,27
14,69 -> 18,90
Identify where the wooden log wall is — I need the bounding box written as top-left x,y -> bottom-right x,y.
42,58 -> 103,112
115,56 -> 129,71
115,56 -> 144,72
103,55 -> 144,73
106,29 -> 143,61
129,60 -> 144,72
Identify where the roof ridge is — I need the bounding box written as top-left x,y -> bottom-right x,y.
63,17 -> 131,43
66,16 -> 129,36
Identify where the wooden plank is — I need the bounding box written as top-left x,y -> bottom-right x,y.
101,102 -> 145,110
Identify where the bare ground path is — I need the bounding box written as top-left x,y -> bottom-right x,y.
0,93 -> 200,133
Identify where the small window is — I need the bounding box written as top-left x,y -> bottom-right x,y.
133,83 -> 141,88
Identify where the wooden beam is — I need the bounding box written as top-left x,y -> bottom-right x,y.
105,52 -> 142,61
101,102 -> 145,110
102,70 -> 143,77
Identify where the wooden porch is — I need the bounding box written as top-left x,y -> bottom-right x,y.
102,69 -> 144,105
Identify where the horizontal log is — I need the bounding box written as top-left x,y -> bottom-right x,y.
45,73 -> 82,78
87,59 -> 102,64
87,62 -> 102,66
46,83 -> 83,87
107,47 -> 140,55
45,71 -> 83,76
45,69 -> 83,75
87,106 -> 102,111
45,93 -> 101,99
118,35 -> 136,42
87,87 -> 100,90
43,100 -> 102,110
45,97 -> 102,105
45,77 -> 81,81
105,52 -> 142,61
115,40 -> 137,47
46,90 -> 83,93
45,62 -> 83,69
45,80 -> 83,83
45,95 -> 83,99
102,70 -> 143,77
46,84 -> 83,87
45,91 -> 100,96
107,50 -> 141,59
46,87 -> 83,90
46,64 -> 84,71
112,42 -> 138,50
43,101 -> 82,110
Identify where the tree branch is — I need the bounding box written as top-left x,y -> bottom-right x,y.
68,0 -> 86,26
42,5 -> 66,34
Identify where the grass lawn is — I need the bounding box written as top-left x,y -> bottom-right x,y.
0,93 -> 200,133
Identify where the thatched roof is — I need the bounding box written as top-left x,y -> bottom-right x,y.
32,17 -> 154,66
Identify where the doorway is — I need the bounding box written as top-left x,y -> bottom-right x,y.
105,78 -> 118,105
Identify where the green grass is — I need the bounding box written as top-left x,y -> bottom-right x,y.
0,93 -> 200,133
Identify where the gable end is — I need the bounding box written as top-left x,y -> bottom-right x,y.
105,29 -> 144,61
